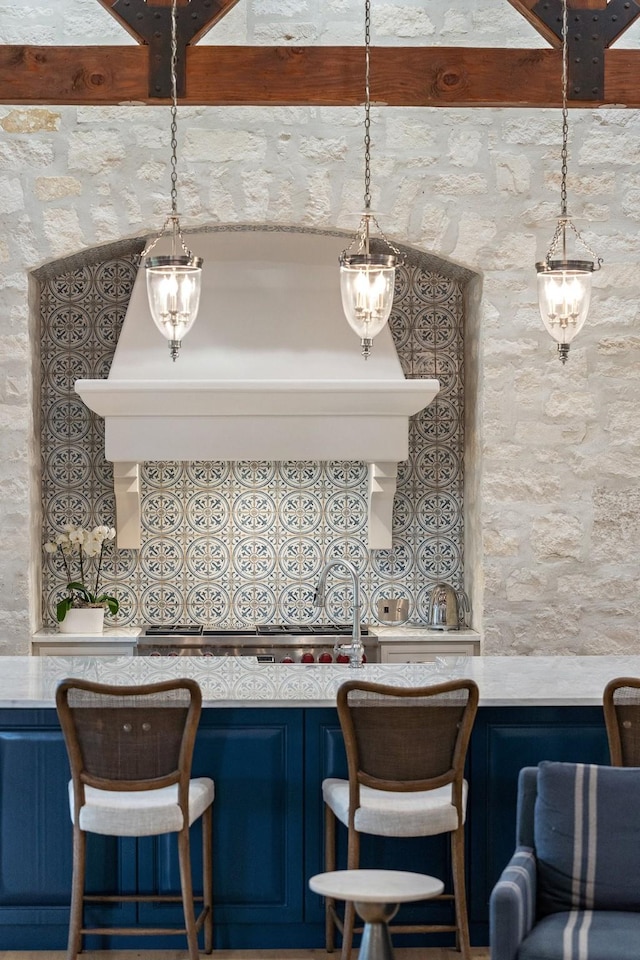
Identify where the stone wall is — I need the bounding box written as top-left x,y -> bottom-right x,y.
1,1 -> 639,653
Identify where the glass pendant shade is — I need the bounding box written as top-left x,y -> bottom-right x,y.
145,255 -> 203,359
536,258 -> 593,360
339,253 -> 397,355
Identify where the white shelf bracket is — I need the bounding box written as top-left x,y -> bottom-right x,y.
113,462 -> 141,550
367,461 -> 398,550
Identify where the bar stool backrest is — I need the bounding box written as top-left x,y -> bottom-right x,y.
337,679 -> 479,801
603,676 -> 640,766
56,678 -> 202,797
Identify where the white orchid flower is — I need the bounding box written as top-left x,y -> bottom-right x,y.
46,521 -> 120,624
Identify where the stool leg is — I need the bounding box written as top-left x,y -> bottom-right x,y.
178,825 -> 200,960
451,826 -> 471,960
340,827 -> 360,960
202,804 -> 213,954
67,826 -> 86,960
325,803 -> 337,953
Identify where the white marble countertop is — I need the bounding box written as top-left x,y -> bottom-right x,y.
2,654 -> 640,708
370,626 -> 480,642
32,627 -> 141,642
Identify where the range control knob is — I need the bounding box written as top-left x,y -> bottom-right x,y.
336,653 -> 350,664
301,652 -> 315,663
318,651 -> 333,663
281,655 -> 295,664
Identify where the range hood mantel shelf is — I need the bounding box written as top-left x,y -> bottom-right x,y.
75,231 -> 440,552
77,379 -> 434,418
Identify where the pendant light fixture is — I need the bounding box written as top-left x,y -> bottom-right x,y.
339,0 -> 402,360
142,0 -> 203,362
535,0 -> 602,365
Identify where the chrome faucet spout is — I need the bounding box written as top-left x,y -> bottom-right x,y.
314,559 -> 364,668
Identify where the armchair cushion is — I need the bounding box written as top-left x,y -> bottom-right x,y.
535,761 -> 640,915
518,910 -> 640,960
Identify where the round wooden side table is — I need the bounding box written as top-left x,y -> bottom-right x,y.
309,869 -> 444,960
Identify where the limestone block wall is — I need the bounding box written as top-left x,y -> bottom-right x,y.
0,0 -> 639,653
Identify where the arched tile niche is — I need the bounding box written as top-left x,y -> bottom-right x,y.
35,227 -> 479,630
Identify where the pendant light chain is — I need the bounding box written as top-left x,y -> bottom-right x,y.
169,0 -> 179,218
343,0 -> 400,259
141,0 -> 192,259
363,0 -> 371,212
543,0 -> 602,268
559,0 -> 568,220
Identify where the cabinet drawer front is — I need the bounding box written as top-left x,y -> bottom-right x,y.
382,642 -> 477,662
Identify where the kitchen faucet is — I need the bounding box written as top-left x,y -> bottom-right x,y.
313,559 -> 364,668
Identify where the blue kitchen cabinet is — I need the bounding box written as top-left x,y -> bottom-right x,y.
0,703 -> 612,949
0,707 -> 305,950
0,709 -> 136,948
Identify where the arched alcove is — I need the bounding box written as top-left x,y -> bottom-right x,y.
34,226 -> 479,631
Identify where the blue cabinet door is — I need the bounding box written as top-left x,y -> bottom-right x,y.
0,709 -> 135,950
137,708 -> 304,941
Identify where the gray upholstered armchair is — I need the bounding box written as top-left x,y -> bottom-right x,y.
490,761 -> 640,960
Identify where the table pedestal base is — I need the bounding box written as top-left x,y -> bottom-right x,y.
356,901 -> 400,960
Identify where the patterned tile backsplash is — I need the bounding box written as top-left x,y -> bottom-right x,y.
40,234 -> 466,629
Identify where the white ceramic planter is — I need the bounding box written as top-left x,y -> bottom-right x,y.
58,606 -> 105,635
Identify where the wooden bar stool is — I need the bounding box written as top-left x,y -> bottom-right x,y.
603,676 -> 640,765
56,677 -> 214,960
310,869 -> 443,960
323,679 -> 479,960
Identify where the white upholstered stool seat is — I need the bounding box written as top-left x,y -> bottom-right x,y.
322,778 -> 467,838
70,776 -> 215,836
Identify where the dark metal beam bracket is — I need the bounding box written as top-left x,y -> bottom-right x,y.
111,0 -> 217,98
532,0 -> 640,100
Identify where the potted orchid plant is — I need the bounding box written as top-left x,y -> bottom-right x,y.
44,524 -> 119,631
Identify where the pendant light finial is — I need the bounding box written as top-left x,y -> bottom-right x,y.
339,0 -> 402,359
535,0 -> 602,364
142,0 -> 203,361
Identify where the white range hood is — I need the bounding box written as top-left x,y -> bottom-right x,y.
76,230 -> 439,549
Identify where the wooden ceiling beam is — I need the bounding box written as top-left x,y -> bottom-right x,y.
1,44 -> 639,108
